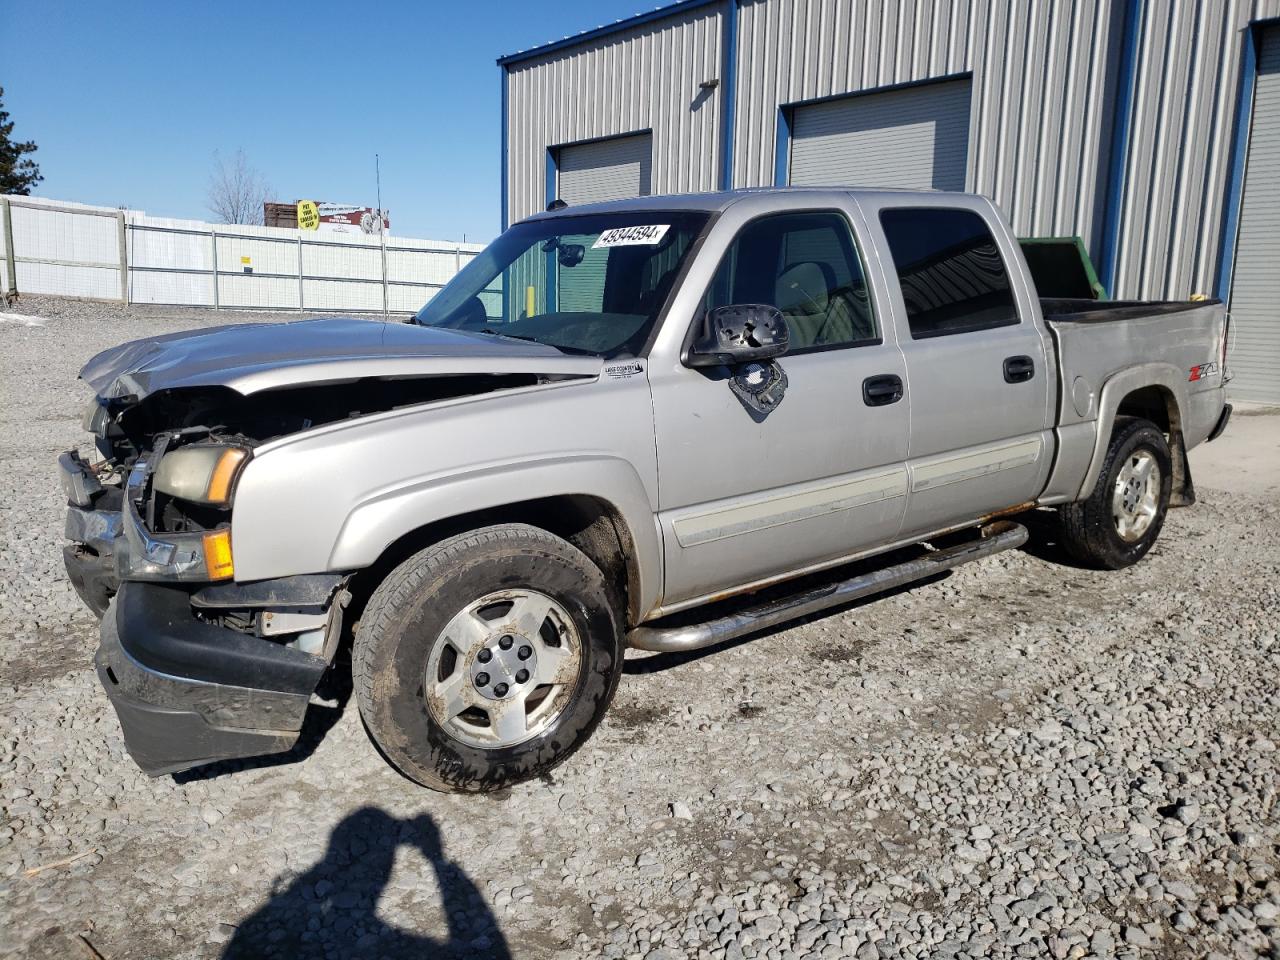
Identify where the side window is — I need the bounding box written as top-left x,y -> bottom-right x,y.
704,212 -> 878,351
878,207 -> 1020,339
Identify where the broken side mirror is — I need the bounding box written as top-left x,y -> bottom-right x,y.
557,243 -> 585,268
686,304 -> 790,368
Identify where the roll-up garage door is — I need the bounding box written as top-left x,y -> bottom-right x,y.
551,134 -> 652,313
1228,27 -> 1280,405
556,133 -> 653,205
789,79 -> 972,191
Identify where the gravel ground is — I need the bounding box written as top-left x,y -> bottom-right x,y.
1,295 -> 1277,960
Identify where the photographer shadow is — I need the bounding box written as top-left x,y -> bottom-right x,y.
223,806 -> 511,959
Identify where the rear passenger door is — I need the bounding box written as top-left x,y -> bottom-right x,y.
862,202 -> 1054,535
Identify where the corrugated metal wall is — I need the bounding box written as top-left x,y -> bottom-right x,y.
505,0 -> 1280,300
504,2 -> 725,223
732,0 -> 1121,253
1112,0 -> 1280,299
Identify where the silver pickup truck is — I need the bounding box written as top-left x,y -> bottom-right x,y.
60,188 -> 1232,792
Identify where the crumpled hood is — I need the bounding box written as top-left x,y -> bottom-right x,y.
79,317 -> 602,399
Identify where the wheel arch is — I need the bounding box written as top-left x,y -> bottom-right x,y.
1078,365 -> 1189,501
331,460 -> 661,629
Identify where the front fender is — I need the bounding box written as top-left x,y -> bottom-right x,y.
327,455 -> 662,614
230,374 -> 661,612
1077,363 -> 1188,500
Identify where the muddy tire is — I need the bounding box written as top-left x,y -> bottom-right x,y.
1059,417 -> 1173,570
352,523 -> 624,792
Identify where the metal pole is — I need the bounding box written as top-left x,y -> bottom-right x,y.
1,198 -> 15,298
380,231 -> 389,319
117,210 -> 129,303
376,153 -> 389,319
455,243 -> 461,274
297,235 -> 304,311
211,229 -> 219,309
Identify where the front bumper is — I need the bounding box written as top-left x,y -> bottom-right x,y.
96,582 -> 328,776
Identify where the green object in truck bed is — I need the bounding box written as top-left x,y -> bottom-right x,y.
1018,236 -> 1107,300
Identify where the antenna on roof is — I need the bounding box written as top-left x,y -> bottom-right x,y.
547,198 -> 568,211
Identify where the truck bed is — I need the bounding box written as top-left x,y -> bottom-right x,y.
1042,297 -> 1229,449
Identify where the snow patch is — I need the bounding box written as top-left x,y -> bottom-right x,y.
0,312 -> 47,327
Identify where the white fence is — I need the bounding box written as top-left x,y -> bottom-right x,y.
0,195 -> 486,314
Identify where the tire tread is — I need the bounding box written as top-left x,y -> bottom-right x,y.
1059,416 -> 1171,570
352,523 -> 621,791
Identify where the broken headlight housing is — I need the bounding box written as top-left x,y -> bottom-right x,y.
153,445 -> 249,506
118,441 -> 251,583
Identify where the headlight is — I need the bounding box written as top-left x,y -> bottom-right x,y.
82,399 -> 110,437
153,445 -> 250,505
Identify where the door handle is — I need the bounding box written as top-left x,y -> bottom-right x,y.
1004,355 -> 1035,383
862,374 -> 903,407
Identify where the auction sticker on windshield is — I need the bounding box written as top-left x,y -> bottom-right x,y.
593,224 -> 670,248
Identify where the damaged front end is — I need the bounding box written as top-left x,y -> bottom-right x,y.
62,400 -> 350,776
63,317 -> 602,776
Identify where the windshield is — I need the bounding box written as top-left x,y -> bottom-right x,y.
414,211 -> 708,357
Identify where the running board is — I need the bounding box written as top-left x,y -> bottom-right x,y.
627,521 -> 1029,653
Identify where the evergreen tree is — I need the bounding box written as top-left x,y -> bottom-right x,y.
0,87 -> 43,195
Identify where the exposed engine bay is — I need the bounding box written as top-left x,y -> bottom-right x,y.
65,371 -> 551,645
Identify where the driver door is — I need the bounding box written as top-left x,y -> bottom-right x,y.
650,207 -> 911,609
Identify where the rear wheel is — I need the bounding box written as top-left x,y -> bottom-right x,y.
353,523 -> 624,792
1059,416 -> 1172,569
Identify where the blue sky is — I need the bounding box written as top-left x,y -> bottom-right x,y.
2,0 -> 652,242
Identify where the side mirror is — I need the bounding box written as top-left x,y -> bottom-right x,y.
686,304 -> 789,368
557,243 -> 585,267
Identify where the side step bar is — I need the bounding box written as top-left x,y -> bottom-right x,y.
628,521 -> 1029,653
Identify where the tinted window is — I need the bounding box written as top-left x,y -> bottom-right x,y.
703,212 -> 877,351
879,208 -> 1019,339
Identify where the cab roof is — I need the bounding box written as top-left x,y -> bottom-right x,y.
519,186 -> 991,224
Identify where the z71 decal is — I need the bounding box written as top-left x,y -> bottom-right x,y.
1189,362 -> 1218,382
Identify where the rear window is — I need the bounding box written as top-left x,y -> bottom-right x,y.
879,208 -> 1019,339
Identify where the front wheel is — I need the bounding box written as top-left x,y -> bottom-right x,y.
1059,416 -> 1172,569
353,524 -> 624,792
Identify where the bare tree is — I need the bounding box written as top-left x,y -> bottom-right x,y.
206,149 -> 272,225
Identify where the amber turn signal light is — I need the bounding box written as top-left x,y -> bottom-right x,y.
202,530 -> 235,580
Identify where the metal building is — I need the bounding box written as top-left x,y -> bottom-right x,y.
499,0 -> 1280,403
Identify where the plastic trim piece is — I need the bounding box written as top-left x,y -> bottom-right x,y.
114,581 -> 326,694
1206,403 -> 1233,443
190,573 -> 346,611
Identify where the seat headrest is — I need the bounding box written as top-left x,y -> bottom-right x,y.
775,262 -> 830,316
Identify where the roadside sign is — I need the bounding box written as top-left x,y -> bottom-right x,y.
296,201 -> 320,231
